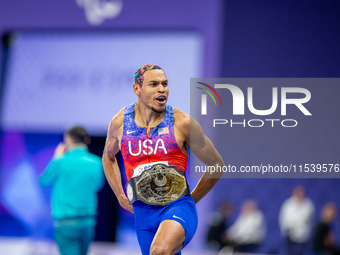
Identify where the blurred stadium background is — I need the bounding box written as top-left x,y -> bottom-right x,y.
0,0 -> 340,254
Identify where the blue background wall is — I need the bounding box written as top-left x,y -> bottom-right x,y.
1,0 -> 340,254
215,1 -> 340,253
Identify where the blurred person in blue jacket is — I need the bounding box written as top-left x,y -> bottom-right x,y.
40,126 -> 104,255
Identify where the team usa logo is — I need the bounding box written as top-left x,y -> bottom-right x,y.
128,139 -> 168,156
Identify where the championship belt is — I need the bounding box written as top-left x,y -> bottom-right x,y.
126,164 -> 190,206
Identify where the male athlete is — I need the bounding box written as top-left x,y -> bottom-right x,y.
102,64 -> 224,255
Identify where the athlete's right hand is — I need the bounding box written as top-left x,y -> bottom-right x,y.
120,198 -> 134,214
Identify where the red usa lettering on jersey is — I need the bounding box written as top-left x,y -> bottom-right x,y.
128,139 -> 168,156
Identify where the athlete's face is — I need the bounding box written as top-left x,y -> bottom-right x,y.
134,69 -> 169,113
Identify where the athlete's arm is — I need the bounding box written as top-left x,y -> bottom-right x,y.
174,109 -> 224,204
102,109 -> 133,213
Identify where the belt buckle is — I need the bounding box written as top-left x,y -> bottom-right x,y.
136,164 -> 188,206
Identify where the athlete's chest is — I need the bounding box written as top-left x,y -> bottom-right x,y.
121,127 -> 175,157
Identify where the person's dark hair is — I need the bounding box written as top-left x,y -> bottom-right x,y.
66,126 -> 90,144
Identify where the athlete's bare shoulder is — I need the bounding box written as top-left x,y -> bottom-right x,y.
173,107 -> 190,133
173,107 -> 205,149
107,107 -> 125,140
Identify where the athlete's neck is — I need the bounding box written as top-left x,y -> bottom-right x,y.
135,103 -> 165,127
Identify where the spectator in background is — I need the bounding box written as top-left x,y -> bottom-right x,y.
226,199 -> 266,253
279,185 -> 315,255
206,201 -> 234,251
313,202 -> 339,255
40,126 -> 104,255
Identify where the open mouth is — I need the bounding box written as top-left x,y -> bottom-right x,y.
156,95 -> 167,104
